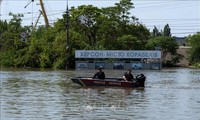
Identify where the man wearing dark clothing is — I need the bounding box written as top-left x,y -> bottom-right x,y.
123,69 -> 134,81
93,67 -> 105,79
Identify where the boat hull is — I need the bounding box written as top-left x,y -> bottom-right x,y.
71,74 -> 146,88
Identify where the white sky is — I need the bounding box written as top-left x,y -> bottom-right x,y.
0,0 -> 200,37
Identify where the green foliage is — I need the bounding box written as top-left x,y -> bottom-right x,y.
163,24 -> 171,37
127,24 -> 150,42
51,31 -> 67,69
1,0 -> 187,69
146,36 -> 181,66
53,57 -> 65,69
152,24 -> 171,38
116,35 -> 142,50
0,48 -> 15,66
152,26 -> 162,38
0,20 -> 8,33
70,5 -> 102,47
193,62 -> 200,68
187,33 -> 200,64
115,0 -> 134,23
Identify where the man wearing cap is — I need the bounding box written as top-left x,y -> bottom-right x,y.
93,66 -> 105,79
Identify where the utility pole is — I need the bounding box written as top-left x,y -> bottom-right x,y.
39,0 -> 49,27
24,0 -> 49,28
66,0 -> 69,69
33,10 -> 42,30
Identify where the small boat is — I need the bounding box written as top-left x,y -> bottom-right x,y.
71,74 -> 146,88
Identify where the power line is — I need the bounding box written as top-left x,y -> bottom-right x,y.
135,1 -> 199,9
1,0 -> 199,37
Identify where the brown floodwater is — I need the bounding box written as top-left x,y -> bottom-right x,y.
1,68 -> 200,120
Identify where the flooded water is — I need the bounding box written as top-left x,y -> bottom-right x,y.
1,68 -> 200,120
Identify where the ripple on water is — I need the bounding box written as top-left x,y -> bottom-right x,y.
1,68 -> 200,120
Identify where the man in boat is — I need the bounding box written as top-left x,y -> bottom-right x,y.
93,66 -> 105,79
123,69 -> 134,81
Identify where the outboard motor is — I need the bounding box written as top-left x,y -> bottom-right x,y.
136,74 -> 146,87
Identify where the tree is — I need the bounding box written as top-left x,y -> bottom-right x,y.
70,5 -> 102,47
187,33 -> 200,67
0,0 -> 151,69
115,0 -> 134,23
152,26 -> 162,38
146,36 -> 182,66
116,35 -> 142,50
127,24 -> 150,43
0,13 -> 26,67
0,20 -> 8,34
163,24 -> 171,36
